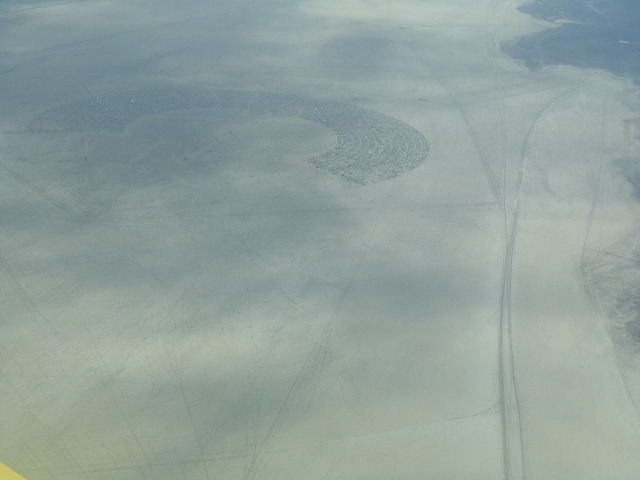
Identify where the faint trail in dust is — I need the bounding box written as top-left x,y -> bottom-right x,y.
498,86 -> 580,480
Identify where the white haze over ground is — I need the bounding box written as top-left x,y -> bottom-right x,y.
2,1 -> 640,479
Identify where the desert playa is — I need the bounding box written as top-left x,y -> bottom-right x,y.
2,1 -> 640,479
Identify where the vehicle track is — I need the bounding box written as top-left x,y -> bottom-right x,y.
240,214 -> 381,480
405,32 -> 502,204
498,86 -> 580,480
485,2 -> 524,478
407,7 -> 526,474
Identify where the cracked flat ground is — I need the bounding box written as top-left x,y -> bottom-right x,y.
2,1 -> 640,479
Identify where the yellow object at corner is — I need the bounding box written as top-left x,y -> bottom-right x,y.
0,465 -> 26,480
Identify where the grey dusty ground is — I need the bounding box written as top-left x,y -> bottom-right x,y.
2,1 -> 640,479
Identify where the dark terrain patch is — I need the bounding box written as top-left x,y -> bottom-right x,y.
584,247 -> 640,344
504,0 -> 640,82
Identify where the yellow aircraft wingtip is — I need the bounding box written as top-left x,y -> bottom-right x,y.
0,464 -> 26,480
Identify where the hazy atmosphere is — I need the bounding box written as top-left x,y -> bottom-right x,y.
2,1 -> 640,479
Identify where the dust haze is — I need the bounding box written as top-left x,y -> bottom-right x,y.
2,1 -> 640,479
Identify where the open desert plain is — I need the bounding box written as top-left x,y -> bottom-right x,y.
2,0 -> 640,479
